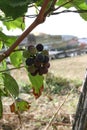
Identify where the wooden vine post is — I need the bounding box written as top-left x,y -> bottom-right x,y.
72,70 -> 87,130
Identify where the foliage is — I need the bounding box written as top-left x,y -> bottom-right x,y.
0,0 -> 36,19
0,0 -> 87,119
45,73 -> 70,94
45,73 -> 82,94
10,98 -> 30,113
0,73 -> 19,98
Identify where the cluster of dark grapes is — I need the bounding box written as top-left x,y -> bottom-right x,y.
23,44 -> 50,76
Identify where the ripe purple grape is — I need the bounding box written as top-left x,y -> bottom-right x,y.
43,55 -> 49,63
34,60 -> 41,68
24,44 -> 50,76
43,62 -> 50,68
31,70 -> 38,76
26,58 -> 34,66
36,44 -> 43,51
39,66 -> 48,75
36,53 -> 45,62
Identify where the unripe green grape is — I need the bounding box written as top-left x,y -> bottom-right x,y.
28,45 -> 37,55
42,50 -> 49,56
28,45 -> 34,50
23,50 -> 31,58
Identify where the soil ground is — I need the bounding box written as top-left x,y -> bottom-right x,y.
0,54 -> 87,130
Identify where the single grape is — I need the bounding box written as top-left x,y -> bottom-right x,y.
42,67 -> 48,74
26,58 -> 34,66
23,50 -> 31,58
43,62 -> 50,68
42,50 -> 49,56
39,66 -> 48,75
36,44 -> 43,51
28,45 -> 37,55
28,65 -> 37,74
43,55 -> 49,63
34,60 -> 41,68
31,70 -> 38,76
28,45 -> 34,50
38,67 -> 43,75
36,53 -> 45,62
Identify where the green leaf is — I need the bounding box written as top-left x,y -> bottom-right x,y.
16,98 -> 30,112
10,98 -> 30,113
2,73 -> 19,98
0,1 -> 27,19
0,31 -> 17,46
28,72 -> 44,94
0,98 -> 3,119
56,0 -> 85,9
0,60 -> 7,72
74,2 -> 87,20
3,17 -> 25,30
10,51 -> 23,67
0,41 -> 3,50
35,0 -> 43,6
9,0 -> 34,7
56,0 -> 73,8
79,12 -> 87,20
79,2 -> 87,9
73,0 -> 85,5
0,0 -> 36,19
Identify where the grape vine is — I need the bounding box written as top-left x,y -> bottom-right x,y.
0,0 -> 87,123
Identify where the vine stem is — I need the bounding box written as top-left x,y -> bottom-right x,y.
0,0 -> 52,62
0,65 -> 25,73
44,88 -> 74,130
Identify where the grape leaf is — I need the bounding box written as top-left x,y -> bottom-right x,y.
0,0 -> 27,19
10,98 -> 31,113
32,85 -> 44,99
75,2 -> 87,20
0,60 -> 7,72
2,73 -> 19,98
0,0 -> 37,19
0,41 -> 3,50
79,12 -> 87,20
0,99 -> 3,119
9,0 -> 34,7
3,17 -> 25,31
0,31 -> 17,46
56,0 -> 73,8
56,0 -> 85,9
28,72 -> 44,94
10,51 -> 23,67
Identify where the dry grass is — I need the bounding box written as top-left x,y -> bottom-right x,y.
49,54 -> 87,81
1,55 -> 86,130
9,54 -> 87,84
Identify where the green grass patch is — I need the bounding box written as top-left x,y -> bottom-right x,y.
45,72 -> 82,95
